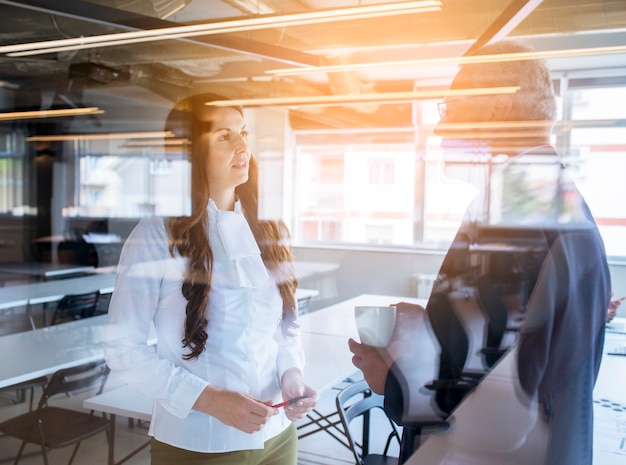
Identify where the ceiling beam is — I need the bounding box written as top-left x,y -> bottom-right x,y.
0,0 -> 322,67
465,0 -> 544,55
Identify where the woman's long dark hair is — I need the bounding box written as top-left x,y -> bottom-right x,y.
164,93 -> 298,360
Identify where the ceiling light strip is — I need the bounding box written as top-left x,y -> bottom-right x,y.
0,1 -> 441,57
26,131 -> 175,142
206,86 -> 520,108
267,44 -> 626,76
0,107 -> 104,121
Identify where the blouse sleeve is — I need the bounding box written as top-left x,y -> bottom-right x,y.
103,218 -> 208,419
273,317 -> 306,380
271,224 -> 306,379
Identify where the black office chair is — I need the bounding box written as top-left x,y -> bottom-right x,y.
424,291 -> 484,414
51,291 -> 100,325
336,379 -> 401,465
476,274 -> 520,367
394,291 -> 484,463
57,237 -> 99,268
0,359 -> 113,465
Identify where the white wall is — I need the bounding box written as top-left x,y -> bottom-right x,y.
294,245 -> 626,319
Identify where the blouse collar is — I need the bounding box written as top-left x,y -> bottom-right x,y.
208,198 -> 269,288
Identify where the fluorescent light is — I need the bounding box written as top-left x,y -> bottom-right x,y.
206,86 -> 520,108
1,1 -> 442,57
0,107 -> 104,121
26,131 -> 175,142
122,137 -> 190,147
267,44 -> 626,76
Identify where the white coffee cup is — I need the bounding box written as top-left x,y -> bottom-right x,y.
354,305 -> 397,347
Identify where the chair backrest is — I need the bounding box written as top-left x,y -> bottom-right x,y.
336,379 -> 400,465
57,238 -> 99,267
52,291 -> 100,325
426,292 -> 470,381
476,274 -> 516,367
426,291 -> 485,414
38,359 -> 110,409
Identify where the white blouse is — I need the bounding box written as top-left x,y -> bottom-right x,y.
104,199 -> 305,453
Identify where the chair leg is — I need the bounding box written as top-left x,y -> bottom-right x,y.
398,427 -> 421,464
108,418 -> 116,465
67,442 -> 81,465
13,441 -> 27,465
27,387 -> 36,412
39,444 -> 49,465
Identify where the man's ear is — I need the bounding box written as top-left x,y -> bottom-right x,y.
489,95 -> 513,120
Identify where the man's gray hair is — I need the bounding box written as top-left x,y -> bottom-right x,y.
455,40 -> 557,122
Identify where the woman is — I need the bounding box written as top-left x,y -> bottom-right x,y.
104,93 -> 318,464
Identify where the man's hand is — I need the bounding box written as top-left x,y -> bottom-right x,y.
348,338 -> 391,394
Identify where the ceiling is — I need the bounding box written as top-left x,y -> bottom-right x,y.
0,0 -> 625,132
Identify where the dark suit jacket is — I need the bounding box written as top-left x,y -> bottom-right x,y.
383,148 -> 611,464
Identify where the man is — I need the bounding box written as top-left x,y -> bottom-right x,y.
349,39 -> 611,465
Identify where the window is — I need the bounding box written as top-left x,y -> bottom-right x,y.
294,143 -> 417,245
78,151 -> 190,218
290,80 -> 626,258
368,159 -> 394,185
563,85 -> 626,257
0,130 -> 25,215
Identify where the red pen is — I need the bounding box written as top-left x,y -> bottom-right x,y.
271,395 -> 308,409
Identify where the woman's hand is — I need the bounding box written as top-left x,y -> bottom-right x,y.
279,368 -> 319,422
193,385 -> 276,434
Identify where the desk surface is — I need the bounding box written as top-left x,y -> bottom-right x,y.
84,330 -> 358,421
298,293 -> 426,338
0,315 -> 109,389
0,272 -> 116,310
0,314 -> 157,389
84,293 -> 418,423
0,273 -> 317,313
0,262 -> 95,279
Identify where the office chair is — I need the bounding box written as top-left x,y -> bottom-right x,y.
424,291 -> 484,414
391,291 -> 486,463
57,237 -> 99,268
476,274 -> 520,367
336,379 -> 401,465
0,359 -> 113,465
51,291 -> 100,325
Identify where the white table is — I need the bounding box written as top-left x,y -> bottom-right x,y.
83,330 -> 360,465
0,314 -> 156,389
0,272 -> 116,311
0,262 -> 95,281
0,273 -> 315,312
81,294 -> 413,454
83,331 -> 358,420
83,293 -> 424,460
298,293 -> 426,338
83,293 -> 422,416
